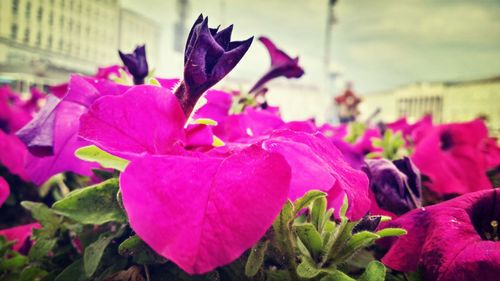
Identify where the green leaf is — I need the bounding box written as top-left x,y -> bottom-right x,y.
84,230 -> 123,278
296,258 -> 322,279
0,252 -> 28,271
28,236 -> 57,261
293,190 -> 326,215
118,235 -> 168,265
333,231 -> 379,262
359,261 -> 386,281
245,239 -> 269,277
339,195 -> 349,219
75,145 -> 129,171
376,228 -> 407,238
19,266 -> 48,281
311,196 -> 327,232
21,201 -> 60,229
55,259 -> 88,281
294,223 -> 323,259
320,270 -> 356,281
272,201 -> 294,251
52,179 -> 126,225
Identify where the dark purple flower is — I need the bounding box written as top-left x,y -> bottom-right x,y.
119,45 -> 149,85
174,14 -> 253,117
363,157 -> 422,215
248,36 -> 304,94
382,189 -> 500,281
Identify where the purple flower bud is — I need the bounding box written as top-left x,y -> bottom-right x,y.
249,36 -> 304,94
175,14 -> 253,117
363,157 -> 422,215
118,45 -> 149,85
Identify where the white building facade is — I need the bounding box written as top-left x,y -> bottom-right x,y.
0,0 -> 160,93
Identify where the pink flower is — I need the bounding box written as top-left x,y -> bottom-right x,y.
120,145 -> 291,274
411,119 -> 496,195
79,85 -> 292,274
0,176 -> 9,207
17,76 -> 128,184
0,223 -> 40,252
382,189 -> 500,281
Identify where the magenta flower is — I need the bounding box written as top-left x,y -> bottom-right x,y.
78,85 -> 292,274
382,189 -> 500,281
119,45 -> 149,85
0,176 -> 9,207
0,86 -> 32,133
0,223 -> 40,252
79,85 -> 187,159
249,36 -> 304,94
95,65 -> 123,80
363,157 -> 422,215
411,119 -> 495,195
261,130 -> 370,220
121,146 -> 290,274
386,115 -> 432,144
17,76 -> 128,184
174,15 -> 253,116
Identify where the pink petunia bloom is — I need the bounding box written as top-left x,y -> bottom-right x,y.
79,85 -> 292,274
249,36 -> 304,94
17,76 -> 129,184
261,130 -> 371,220
121,146 -> 291,274
411,119 -> 496,195
382,189 -> 500,281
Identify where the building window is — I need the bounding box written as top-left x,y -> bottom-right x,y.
24,28 -> 30,43
26,1 -> 31,19
12,0 -> 19,14
37,7 -> 43,22
10,24 -> 18,39
49,11 -> 54,25
36,32 -> 41,46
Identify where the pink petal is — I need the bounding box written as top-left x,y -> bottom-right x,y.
25,101 -> 98,185
119,145 -> 291,274
0,223 -> 41,251
0,130 -> 29,180
0,176 -> 9,207
79,85 -> 187,159
263,130 -> 370,220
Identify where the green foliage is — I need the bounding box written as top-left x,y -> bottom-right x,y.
2,180 -> 407,281
368,129 -> 409,160
244,191 -> 406,280
52,178 -> 127,225
118,235 -> 168,265
344,122 -> 366,144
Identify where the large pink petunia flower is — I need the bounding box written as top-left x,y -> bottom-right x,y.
79,85 -> 292,274
411,119 -> 496,195
120,146 -> 291,274
382,189 -> 500,281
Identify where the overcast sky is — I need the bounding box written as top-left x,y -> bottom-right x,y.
121,0 -> 500,94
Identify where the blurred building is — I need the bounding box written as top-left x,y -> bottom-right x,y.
361,76 -> 500,134
0,0 -> 160,93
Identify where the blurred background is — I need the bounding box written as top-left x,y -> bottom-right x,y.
0,0 -> 499,133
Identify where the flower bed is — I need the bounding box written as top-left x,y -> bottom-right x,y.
0,14 -> 499,281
